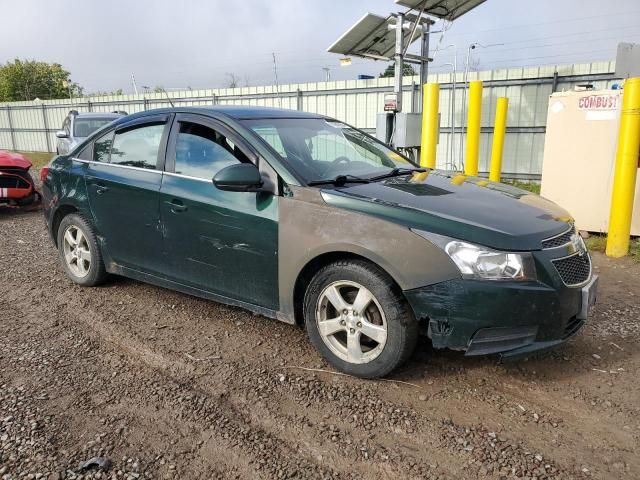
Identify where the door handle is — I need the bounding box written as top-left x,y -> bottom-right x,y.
165,199 -> 187,213
93,184 -> 109,195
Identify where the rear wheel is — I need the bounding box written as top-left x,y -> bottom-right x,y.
304,260 -> 418,378
57,213 -> 107,286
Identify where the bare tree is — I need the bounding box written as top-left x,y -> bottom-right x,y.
225,73 -> 240,88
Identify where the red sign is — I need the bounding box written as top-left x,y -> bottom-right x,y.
384,93 -> 398,112
578,94 -> 619,110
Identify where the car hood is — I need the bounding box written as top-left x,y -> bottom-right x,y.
0,151 -> 32,169
319,170 -> 573,251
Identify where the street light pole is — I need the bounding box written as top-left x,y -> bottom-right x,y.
434,44 -> 458,170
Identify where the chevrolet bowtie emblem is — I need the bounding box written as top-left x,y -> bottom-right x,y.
570,234 -> 587,256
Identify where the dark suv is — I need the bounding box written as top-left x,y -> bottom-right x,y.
41,106 -> 598,378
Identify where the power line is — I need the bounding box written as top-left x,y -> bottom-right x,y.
434,8 -> 640,39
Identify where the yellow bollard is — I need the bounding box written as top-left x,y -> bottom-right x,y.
465,80 -> 483,176
420,83 -> 440,168
606,77 -> 640,257
489,97 -> 509,182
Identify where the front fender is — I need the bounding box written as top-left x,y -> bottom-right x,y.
278,187 -> 460,322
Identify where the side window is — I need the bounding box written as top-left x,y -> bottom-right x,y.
93,131 -> 113,163
111,123 -> 165,170
174,122 -> 248,179
77,144 -> 93,161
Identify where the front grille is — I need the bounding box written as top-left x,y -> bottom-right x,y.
542,227 -> 575,249
563,316 -> 584,339
552,253 -> 591,286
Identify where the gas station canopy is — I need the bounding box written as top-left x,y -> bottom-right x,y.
394,0 -> 487,21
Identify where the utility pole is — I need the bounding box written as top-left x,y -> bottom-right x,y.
272,53 -> 282,107
392,12 -> 405,113
322,67 -> 331,82
131,74 -> 139,95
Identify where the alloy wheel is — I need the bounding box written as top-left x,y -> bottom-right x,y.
62,225 -> 92,278
315,280 -> 387,364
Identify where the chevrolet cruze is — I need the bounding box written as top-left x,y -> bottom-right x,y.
41,106 -> 598,378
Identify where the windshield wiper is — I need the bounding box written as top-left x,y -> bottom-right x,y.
368,167 -> 427,182
307,174 -> 371,187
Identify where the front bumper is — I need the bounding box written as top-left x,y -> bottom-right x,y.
404,272 -> 598,358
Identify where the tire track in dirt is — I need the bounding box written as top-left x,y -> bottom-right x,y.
11,301 -> 346,479
55,281 -> 595,480
54,287 -> 458,479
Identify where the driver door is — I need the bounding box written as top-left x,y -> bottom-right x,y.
159,114 -> 279,310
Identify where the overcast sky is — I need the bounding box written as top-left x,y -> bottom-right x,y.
1,0 -> 639,93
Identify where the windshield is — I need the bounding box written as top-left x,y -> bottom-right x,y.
242,118 -> 415,183
74,118 -> 116,138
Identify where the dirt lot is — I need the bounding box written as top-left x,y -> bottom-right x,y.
0,209 -> 638,480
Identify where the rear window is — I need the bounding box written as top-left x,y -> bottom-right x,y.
74,118 -> 116,137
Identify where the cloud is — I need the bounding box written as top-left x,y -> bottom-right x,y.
1,0 -> 638,93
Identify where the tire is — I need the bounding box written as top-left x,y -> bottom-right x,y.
56,213 -> 107,287
303,260 -> 418,378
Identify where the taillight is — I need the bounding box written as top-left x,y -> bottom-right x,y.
39,166 -> 50,184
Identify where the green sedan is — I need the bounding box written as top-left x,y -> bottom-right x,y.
41,106 -> 598,378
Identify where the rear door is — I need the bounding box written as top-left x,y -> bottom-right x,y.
159,113 -> 279,310
85,114 -> 171,273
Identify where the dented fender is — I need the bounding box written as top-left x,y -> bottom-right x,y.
277,187 -> 460,323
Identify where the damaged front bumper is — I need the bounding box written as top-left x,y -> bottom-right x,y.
404,274 -> 598,358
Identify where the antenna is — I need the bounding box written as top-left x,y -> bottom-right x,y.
160,88 -> 175,108
272,52 -> 282,107
162,88 -> 175,108
143,85 -> 174,108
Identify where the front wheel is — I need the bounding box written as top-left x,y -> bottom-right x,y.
303,260 -> 418,378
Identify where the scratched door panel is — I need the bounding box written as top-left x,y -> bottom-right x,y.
159,174 -> 278,310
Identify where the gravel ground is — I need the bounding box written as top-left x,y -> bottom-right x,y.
0,209 -> 638,480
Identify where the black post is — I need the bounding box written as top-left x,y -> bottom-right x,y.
41,104 -> 52,153
296,89 -> 303,111
6,106 -> 16,151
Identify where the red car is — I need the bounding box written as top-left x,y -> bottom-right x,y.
0,151 -> 40,207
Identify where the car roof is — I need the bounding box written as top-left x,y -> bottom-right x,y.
207,106 -> 324,120
112,106 -> 325,125
72,112 -> 124,119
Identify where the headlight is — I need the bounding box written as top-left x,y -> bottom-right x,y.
412,230 -> 536,281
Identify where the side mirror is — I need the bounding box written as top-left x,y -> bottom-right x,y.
213,163 -> 264,192
56,130 -> 68,139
